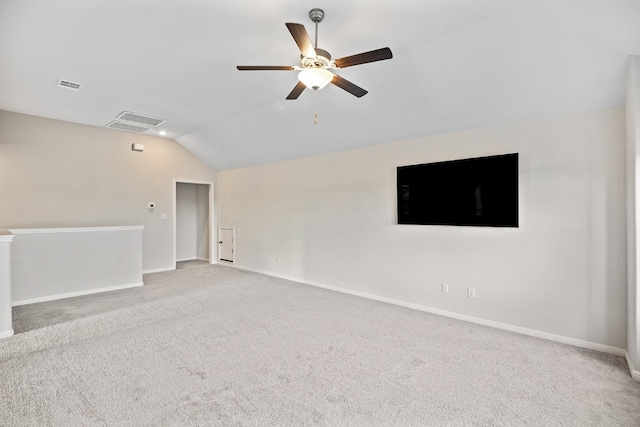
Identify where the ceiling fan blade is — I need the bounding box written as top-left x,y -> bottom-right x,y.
285,23 -> 316,58
286,81 -> 306,100
237,66 -> 294,71
331,74 -> 368,98
334,47 -> 393,68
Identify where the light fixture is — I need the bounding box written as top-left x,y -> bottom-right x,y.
158,130 -> 167,136
297,68 -> 333,90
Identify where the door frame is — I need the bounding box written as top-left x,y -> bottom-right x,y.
173,179 -> 216,269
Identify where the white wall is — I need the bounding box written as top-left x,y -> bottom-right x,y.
10,226 -> 143,304
176,183 -> 210,261
627,56 -> 640,374
218,107 -> 627,349
196,184 -> 210,260
0,110 -> 216,272
176,183 -> 198,261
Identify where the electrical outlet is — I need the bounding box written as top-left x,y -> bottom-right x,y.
441,283 -> 449,293
468,288 -> 476,298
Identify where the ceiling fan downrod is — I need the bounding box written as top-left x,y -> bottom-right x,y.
309,8 -> 324,49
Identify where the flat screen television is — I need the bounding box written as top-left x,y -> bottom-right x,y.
397,153 -> 519,227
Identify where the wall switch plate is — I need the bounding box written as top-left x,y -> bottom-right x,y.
441,283 -> 449,293
468,288 -> 476,298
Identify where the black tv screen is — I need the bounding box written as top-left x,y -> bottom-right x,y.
397,153 -> 519,227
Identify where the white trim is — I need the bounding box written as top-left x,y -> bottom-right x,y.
626,351 -> 640,381
143,266 -> 175,274
0,230 -> 14,242
229,263 -> 627,358
11,282 -> 144,306
9,226 -> 144,235
0,329 -> 14,339
175,257 -> 210,263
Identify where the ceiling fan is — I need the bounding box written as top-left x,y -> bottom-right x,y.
237,8 -> 393,100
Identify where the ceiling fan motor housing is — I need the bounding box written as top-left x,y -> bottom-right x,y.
301,48 -> 332,69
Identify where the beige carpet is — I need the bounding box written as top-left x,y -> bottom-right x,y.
2,263 -> 639,426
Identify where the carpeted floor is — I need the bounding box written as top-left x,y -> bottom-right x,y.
2,263 -> 639,426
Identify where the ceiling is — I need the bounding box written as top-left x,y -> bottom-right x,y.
1,0 -> 639,171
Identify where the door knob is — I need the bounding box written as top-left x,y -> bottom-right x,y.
218,241 -> 223,244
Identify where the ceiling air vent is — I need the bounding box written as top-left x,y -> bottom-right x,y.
116,111 -> 165,127
56,79 -> 82,90
105,121 -> 151,134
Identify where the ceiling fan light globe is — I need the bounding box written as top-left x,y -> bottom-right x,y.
298,68 -> 333,91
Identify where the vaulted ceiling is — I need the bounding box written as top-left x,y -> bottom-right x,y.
1,0 -> 639,170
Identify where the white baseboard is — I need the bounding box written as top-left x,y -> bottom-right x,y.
12,282 -> 144,307
143,266 -> 175,274
176,257 -> 210,263
625,352 -> 640,381
145,261 -> 213,274
230,264 -> 627,358
0,329 -> 14,339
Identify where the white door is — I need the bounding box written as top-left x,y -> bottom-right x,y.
219,228 -> 235,262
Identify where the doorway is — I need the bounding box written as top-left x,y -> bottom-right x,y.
174,181 -> 214,267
